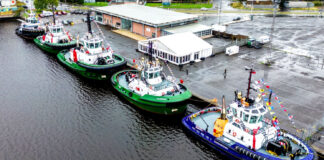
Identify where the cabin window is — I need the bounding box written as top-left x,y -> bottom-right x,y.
154,72 -> 159,78
243,113 -> 249,122
149,73 -> 153,79
232,108 -> 237,117
86,43 -> 89,48
52,29 -> 56,33
233,122 -> 241,129
90,43 -> 94,49
144,72 -> 148,78
258,115 -> 263,122
57,28 -> 61,33
95,43 -> 99,48
240,111 -> 242,118
250,116 -> 258,124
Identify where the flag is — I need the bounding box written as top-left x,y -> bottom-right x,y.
275,96 -> 278,100
270,112 -> 275,115
266,86 -> 270,88
271,106 -> 274,110
260,89 -> 264,92
288,114 -> 293,120
280,104 -> 284,108
264,98 -> 268,101
284,109 -> 287,112
268,107 -> 272,111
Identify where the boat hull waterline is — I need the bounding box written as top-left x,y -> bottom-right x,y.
57,50 -> 127,80
111,70 -> 192,115
182,107 -> 318,160
34,37 -> 77,54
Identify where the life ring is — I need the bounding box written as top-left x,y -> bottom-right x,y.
235,119 -> 240,123
233,132 -> 237,137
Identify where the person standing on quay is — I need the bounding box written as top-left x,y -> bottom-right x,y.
223,68 -> 227,79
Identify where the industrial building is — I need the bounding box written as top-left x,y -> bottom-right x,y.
93,4 -> 212,38
138,32 -> 213,65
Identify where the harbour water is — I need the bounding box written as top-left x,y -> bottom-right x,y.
0,20 -> 222,160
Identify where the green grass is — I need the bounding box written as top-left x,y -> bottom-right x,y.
146,3 -> 212,9
83,2 -> 108,6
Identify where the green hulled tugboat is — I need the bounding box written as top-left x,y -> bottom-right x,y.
57,12 -> 127,80
111,53 -> 192,115
16,11 -> 45,40
34,13 -> 77,54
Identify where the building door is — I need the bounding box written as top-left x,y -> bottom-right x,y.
121,18 -> 131,30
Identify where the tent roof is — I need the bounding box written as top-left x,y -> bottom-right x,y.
148,32 -> 212,56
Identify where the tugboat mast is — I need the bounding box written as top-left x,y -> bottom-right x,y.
245,66 -> 255,100
52,6 -> 55,25
87,11 -> 92,35
148,41 -> 153,62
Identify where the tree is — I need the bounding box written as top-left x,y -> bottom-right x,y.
279,0 -> 288,11
34,0 -> 58,10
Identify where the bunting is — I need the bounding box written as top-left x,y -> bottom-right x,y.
255,78 -> 297,128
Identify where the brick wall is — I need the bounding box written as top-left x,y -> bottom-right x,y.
132,22 -> 144,35
103,14 -> 112,25
112,16 -> 121,28
144,25 -> 161,38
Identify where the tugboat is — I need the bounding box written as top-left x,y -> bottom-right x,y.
182,67 -> 318,160
15,11 -> 45,40
34,11 -> 77,54
111,44 -> 192,115
57,12 -> 126,80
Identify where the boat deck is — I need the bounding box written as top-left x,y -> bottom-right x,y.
117,72 -> 187,96
191,110 -> 310,159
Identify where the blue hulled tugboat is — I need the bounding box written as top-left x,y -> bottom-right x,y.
182,67 -> 318,160
16,11 -> 45,40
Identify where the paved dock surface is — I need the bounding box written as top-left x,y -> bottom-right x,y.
56,13 -> 324,143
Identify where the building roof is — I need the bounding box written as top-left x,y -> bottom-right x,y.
163,23 -> 212,34
93,4 -> 198,27
146,32 -> 212,56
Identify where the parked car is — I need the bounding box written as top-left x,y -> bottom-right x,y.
42,11 -> 53,17
61,11 -> 67,15
233,17 -> 241,21
200,7 -> 208,11
62,20 -> 68,25
82,16 -> 95,22
247,38 -> 262,49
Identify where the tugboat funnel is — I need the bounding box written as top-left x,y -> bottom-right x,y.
213,95 -> 229,137
221,95 -> 226,120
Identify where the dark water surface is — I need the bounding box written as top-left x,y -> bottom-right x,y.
0,19 -> 222,160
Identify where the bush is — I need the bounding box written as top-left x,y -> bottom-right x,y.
83,2 -> 108,6
313,1 -> 323,6
230,2 -> 243,9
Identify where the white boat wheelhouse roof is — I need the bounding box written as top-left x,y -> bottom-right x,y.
93,4 -> 198,27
